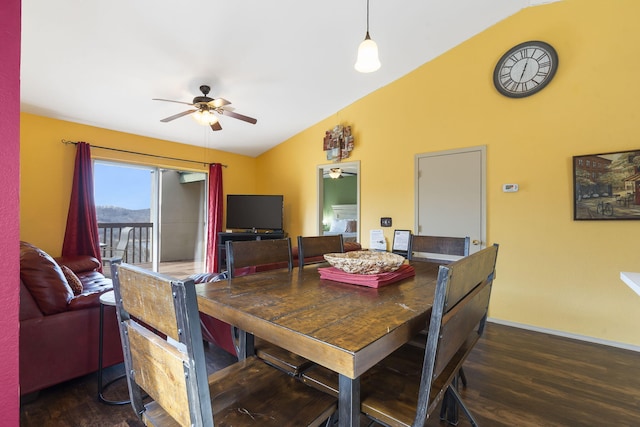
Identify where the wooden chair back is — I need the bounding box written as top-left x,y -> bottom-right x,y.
225,238 -> 293,278
414,243 -> 498,425
408,235 -> 470,263
112,263 -> 213,427
297,235 -> 344,267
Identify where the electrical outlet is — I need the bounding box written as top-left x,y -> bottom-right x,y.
381,217 -> 392,227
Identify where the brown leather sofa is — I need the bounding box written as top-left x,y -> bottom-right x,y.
19,241 -> 123,397
193,241 -> 362,356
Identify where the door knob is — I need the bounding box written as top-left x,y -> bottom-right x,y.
472,239 -> 481,246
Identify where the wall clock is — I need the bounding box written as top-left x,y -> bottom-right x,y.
493,41 -> 558,98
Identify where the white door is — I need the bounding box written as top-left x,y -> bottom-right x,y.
415,146 -> 486,255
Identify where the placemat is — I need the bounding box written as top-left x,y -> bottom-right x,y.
318,264 -> 415,288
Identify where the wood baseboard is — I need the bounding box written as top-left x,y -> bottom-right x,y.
487,317 -> 640,353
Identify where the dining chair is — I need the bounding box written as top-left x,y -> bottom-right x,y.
111,262 -> 337,427
297,234 -> 344,268
225,238 -> 315,376
407,234 -> 472,386
408,235 -> 471,263
302,244 -> 499,427
225,238 -> 293,278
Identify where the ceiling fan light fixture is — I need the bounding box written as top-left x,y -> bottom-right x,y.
329,168 -> 342,179
355,0 -> 380,73
192,109 -> 219,126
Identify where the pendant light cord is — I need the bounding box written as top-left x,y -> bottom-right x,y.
366,0 -> 370,34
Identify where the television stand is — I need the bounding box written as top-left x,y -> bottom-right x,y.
217,231 -> 286,272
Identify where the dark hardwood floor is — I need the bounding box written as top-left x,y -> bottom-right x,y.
20,323 -> 640,426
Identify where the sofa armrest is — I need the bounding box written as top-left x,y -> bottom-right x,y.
19,305 -> 123,395
55,255 -> 101,274
20,280 -> 43,321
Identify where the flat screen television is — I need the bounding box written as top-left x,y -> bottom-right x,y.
226,194 -> 284,231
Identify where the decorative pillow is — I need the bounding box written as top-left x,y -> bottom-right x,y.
329,219 -> 348,233
345,220 -> 357,232
61,265 -> 83,295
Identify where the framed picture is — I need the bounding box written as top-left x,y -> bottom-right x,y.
573,149 -> 640,220
392,229 -> 411,254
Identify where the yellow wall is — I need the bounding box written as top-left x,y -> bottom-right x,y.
20,113 -> 258,256
256,0 -> 640,347
20,0 -> 640,348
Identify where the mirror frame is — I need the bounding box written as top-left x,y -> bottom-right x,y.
317,161 -> 361,242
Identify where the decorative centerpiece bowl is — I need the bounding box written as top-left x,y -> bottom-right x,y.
323,251 -> 406,275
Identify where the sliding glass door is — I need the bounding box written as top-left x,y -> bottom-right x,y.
93,160 -> 206,277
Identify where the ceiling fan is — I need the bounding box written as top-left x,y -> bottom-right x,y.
153,85 -> 257,131
324,167 -> 357,179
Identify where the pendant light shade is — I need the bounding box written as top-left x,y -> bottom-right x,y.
355,32 -> 381,73
355,0 -> 380,73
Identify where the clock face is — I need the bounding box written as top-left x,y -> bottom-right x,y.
493,41 -> 558,98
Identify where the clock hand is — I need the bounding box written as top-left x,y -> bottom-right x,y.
519,58 -> 529,82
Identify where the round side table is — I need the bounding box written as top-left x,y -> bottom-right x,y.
98,290 -> 129,405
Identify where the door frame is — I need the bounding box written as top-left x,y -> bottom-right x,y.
414,145 -> 487,249
316,161 -> 361,241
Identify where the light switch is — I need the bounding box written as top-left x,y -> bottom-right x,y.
503,184 -> 519,192
381,217 -> 392,227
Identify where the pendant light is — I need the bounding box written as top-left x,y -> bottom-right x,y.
354,0 -> 381,73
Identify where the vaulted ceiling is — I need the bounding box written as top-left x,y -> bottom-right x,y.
21,0 -> 555,157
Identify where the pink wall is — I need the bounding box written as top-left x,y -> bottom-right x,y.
1,0 -> 21,423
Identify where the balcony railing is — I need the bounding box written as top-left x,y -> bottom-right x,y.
98,222 -> 153,264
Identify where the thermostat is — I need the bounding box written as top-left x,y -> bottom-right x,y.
503,184 -> 519,192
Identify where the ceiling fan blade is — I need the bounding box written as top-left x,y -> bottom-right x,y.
210,121 -> 222,131
153,98 -> 195,106
209,98 -> 231,108
222,109 -> 257,124
160,109 -> 197,122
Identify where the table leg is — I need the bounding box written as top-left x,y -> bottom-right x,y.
98,304 -> 129,405
231,325 -> 254,360
338,374 -> 360,427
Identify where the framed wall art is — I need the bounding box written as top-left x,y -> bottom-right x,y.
323,125 -> 354,162
573,149 -> 640,220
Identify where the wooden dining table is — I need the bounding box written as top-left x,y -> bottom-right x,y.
196,260 -> 440,427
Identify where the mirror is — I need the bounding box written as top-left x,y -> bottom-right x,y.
317,161 -> 360,243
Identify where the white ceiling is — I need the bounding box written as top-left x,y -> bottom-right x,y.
21,0 -> 552,157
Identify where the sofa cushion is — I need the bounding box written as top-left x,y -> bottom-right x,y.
61,265 -> 83,295
20,241 -> 74,315
56,255 -> 101,274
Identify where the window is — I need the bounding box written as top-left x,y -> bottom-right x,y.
94,160 -> 206,276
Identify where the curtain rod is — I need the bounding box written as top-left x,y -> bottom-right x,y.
61,139 -> 227,168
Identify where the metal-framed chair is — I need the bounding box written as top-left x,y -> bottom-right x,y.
302,244 -> 499,427
225,238 -> 293,278
408,235 -> 470,263
297,235 -> 344,268
225,238 -> 314,376
407,234 -> 472,386
102,227 -> 134,277
112,262 -> 337,427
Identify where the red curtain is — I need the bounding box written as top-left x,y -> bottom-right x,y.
62,142 -> 102,268
205,163 -> 224,272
